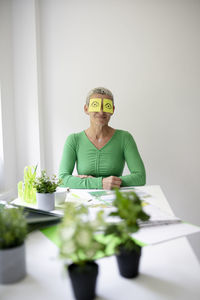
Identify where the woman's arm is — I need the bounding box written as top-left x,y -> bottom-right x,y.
119,133 -> 146,186
59,135 -> 103,189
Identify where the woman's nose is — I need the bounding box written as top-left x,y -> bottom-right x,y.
98,104 -> 104,114
99,107 -> 106,115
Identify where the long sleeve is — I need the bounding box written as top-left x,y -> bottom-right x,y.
119,133 -> 146,186
59,134 -> 103,189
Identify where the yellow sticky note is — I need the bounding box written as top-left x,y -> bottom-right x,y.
103,99 -> 113,113
88,98 -> 101,112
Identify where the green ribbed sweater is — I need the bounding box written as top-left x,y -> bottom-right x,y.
59,130 -> 146,189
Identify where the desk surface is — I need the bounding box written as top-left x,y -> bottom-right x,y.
0,186 -> 200,300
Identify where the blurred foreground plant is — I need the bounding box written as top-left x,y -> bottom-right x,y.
59,202 -> 106,266
0,206 -> 27,249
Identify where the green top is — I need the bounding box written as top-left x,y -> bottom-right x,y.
59,130 -> 146,189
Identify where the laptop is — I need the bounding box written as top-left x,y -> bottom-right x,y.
0,201 -> 62,232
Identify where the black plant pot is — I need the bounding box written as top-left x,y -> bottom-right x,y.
68,261 -> 99,300
116,245 -> 142,278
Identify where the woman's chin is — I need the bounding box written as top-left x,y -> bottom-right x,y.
95,120 -> 108,126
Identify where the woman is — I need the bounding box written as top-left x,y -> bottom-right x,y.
59,87 -> 146,190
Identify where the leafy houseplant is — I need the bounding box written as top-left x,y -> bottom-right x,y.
33,170 -> 62,211
0,206 -> 27,283
104,189 -> 150,278
59,203 -> 106,300
18,165 -> 37,204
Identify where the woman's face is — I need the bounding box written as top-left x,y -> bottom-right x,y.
85,93 -> 114,126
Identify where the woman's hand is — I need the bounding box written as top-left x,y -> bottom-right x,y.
102,176 -> 122,190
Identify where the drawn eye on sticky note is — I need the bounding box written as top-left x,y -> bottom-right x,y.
88,98 -> 101,112
103,99 -> 113,113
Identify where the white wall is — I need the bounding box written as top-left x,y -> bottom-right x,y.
38,0 -> 200,259
1,0 -> 200,257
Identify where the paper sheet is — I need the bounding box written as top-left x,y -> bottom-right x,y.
132,222 -> 200,245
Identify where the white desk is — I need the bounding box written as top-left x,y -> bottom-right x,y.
0,186 -> 200,300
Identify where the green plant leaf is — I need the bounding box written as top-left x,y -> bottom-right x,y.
0,207 -> 27,249
59,203 -> 106,265
103,188 -> 150,251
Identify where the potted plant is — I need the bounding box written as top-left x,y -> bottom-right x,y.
59,202 -> 106,300
33,170 -> 62,211
0,205 -> 27,284
104,189 -> 150,278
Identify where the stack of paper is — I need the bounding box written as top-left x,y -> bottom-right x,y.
65,188 -> 200,245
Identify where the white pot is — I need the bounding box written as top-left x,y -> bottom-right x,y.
36,192 -> 55,211
0,243 -> 26,284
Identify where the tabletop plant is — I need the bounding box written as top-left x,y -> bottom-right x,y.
59,202 -> 106,300
0,205 -> 27,283
33,170 -> 62,211
18,165 -> 37,204
33,170 -> 62,194
104,188 -> 150,278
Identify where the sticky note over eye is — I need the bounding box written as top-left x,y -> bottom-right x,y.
88,98 -> 101,112
103,99 -> 113,113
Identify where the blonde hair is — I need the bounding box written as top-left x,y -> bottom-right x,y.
86,87 -> 114,106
